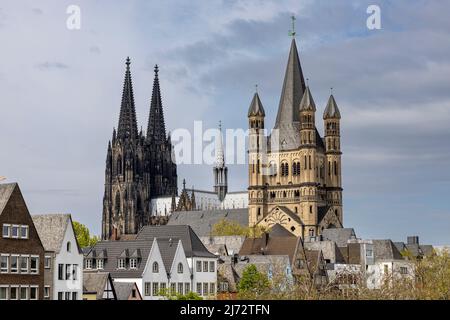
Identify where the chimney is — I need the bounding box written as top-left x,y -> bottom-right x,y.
407,236 -> 419,245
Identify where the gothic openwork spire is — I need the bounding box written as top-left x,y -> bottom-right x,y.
215,121 -> 225,168
117,57 -> 139,140
147,64 -> 167,142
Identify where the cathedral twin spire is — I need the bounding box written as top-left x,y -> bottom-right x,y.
116,58 -> 167,142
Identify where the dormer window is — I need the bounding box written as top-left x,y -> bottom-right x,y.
118,258 -> 126,269
97,259 -> 104,270
85,259 -> 92,270
130,258 -> 137,269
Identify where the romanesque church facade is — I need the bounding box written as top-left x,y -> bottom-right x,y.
248,38 -> 344,237
102,58 -> 177,240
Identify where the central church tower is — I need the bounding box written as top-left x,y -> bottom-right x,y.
247,27 -> 344,237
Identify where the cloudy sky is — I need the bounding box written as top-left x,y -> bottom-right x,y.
1,0 -> 449,244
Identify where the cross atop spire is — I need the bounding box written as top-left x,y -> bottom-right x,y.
288,15 -> 296,38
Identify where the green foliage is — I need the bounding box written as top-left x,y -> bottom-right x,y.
72,221 -> 99,248
238,264 -> 270,298
211,219 -> 265,237
158,288 -> 203,300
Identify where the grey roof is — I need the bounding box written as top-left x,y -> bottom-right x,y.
136,225 -> 216,258
0,183 -> 17,215
299,86 -> 316,112
113,282 -> 140,300
83,272 -> 115,299
233,255 -> 291,278
395,242 -> 434,258
32,214 -> 81,254
323,94 -> 341,119
373,240 -> 404,261
247,92 -> 265,117
269,224 -> 295,237
168,208 -> 248,237
321,228 -> 357,247
156,238 -> 180,273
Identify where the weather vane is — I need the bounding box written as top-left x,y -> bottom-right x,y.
288,15 -> 296,38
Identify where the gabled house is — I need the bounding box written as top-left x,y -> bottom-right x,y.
32,214 -> 83,300
83,272 -> 116,300
83,225 -> 218,300
0,183 -> 45,300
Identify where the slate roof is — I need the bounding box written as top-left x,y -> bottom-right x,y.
168,209 -> 248,237
247,92 -> 265,117
323,94 -> 341,119
156,238 -> 180,273
372,240 -> 404,261
299,86 -> 316,112
113,282 -> 140,300
394,242 -> 434,258
136,225 -> 216,258
0,183 -> 17,215
239,233 -> 300,263
83,272 -> 115,299
321,228 -> 357,247
32,214 -> 81,254
269,224 -> 295,237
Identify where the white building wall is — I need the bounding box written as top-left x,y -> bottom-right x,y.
191,257 -> 217,299
168,241 -> 193,295
53,223 -> 84,300
141,241 -> 169,300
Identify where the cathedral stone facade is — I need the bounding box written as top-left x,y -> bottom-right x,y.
248,38 -> 343,238
102,58 -> 177,240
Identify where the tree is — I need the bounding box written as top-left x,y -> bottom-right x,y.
238,264 -> 270,298
73,221 -> 99,248
158,288 -> 203,300
211,219 -> 265,237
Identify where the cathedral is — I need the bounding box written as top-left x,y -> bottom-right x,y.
101,58 -> 177,240
247,37 -> 344,237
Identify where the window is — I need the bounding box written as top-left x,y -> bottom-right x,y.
118,259 -> 126,270
30,256 -> 38,274
144,282 -> 150,296
20,255 -> 29,273
44,256 -> 51,269
366,249 -> 373,258
210,283 -> 215,295
72,264 -> 78,280
1,255 -> 8,273
65,264 -> 71,280
185,283 -> 190,294
308,229 -> 314,237
152,261 -> 159,273
203,261 -> 208,272
130,258 -> 137,269
177,263 -> 183,274
0,286 -> 8,300
58,292 -> 63,300
131,289 -> 136,298
58,264 -> 64,280
97,259 -> 104,270
11,225 -> 19,238
2,224 -> 10,238
10,286 -> 18,300
10,255 -> 19,273
85,259 -> 92,270
30,286 -> 38,300
196,283 -> 202,295
203,283 -> 208,296
65,292 -> 71,300
160,283 -> 166,294
67,242 -> 71,252
44,286 -> 50,299
400,267 -> 408,275
220,282 -> 229,292
178,283 -> 183,295
196,261 -> 202,272
170,283 -> 176,295
209,261 -> 215,272
72,292 -> 78,300
20,226 -> 29,239
20,287 -> 28,300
